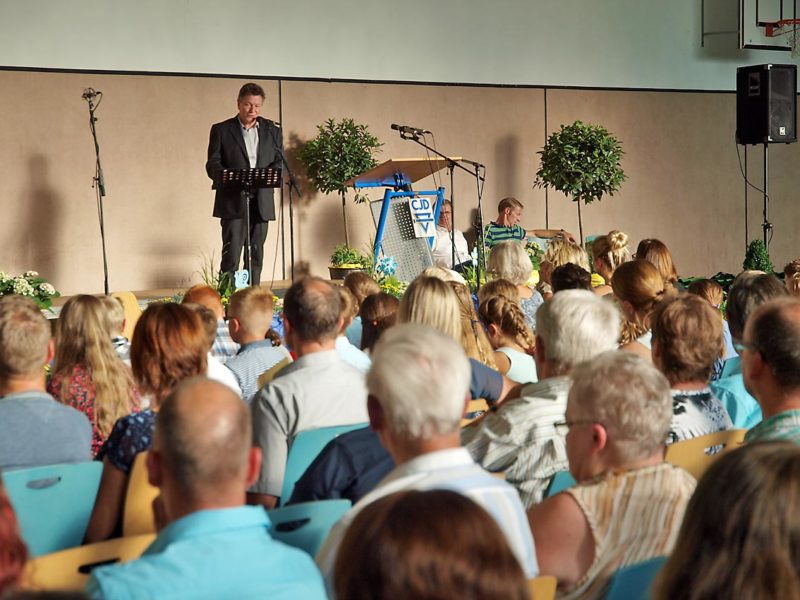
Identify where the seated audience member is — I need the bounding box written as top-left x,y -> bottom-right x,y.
316,324 -> 537,581
86,303 -> 207,542
611,259 -> 669,359
687,278 -> 736,379
420,265 -> 466,285
651,295 -> 733,444
478,296 -> 537,383
529,351 -> 696,599
484,196 -> 573,248
0,480 -> 28,597
654,442 -> 800,600
358,292 -> 399,353
710,273 -> 787,428
590,230 -> 631,295
47,295 -> 139,457
551,263 -> 592,293
99,296 -> 130,362
742,298 -> 800,443
477,277 -> 520,305
432,199 -> 472,272
450,281 -> 497,368
182,284 -> 238,362
183,303 -> 242,396
636,238 -> 683,291
249,277 -> 369,509
86,377 -> 326,599
0,296 -> 91,470
343,271 -> 380,348
334,286 -> 371,373
334,490 -> 529,600
224,287 -> 289,402
784,259 -> 800,297
538,237 -> 591,299
464,290 -> 620,507
488,240 -> 544,331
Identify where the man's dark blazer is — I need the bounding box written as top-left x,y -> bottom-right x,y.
205,116 -> 283,221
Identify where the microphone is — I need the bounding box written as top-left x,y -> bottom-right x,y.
391,123 -> 431,135
81,88 -> 100,100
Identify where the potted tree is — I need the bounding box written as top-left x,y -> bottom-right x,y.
298,117 -> 383,247
533,120 -> 626,244
329,244 -> 372,281
743,239 -> 774,273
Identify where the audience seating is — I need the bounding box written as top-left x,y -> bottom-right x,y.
24,533 -> 156,591
665,429 -> 746,479
606,555 -> 668,600
280,423 -> 368,503
528,575 -> 557,600
543,470 -> 577,498
460,398 -> 489,427
111,291 -> 142,339
3,461 -> 103,557
267,499 -> 351,556
122,451 -> 159,536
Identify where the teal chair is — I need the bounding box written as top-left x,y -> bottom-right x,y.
280,423 -> 368,503
2,461 -> 103,557
544,470 -> 576,498
268,499 -> 351,556
606,556 -> 668,600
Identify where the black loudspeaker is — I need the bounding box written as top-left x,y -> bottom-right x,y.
737,64 -> 797,145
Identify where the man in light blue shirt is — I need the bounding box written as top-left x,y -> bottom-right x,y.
87,377 -> 325,600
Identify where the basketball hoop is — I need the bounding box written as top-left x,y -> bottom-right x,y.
764,18 -> 800,56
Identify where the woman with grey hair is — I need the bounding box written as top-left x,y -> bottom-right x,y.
487,240 -> 543,332
528,351 -> 696,599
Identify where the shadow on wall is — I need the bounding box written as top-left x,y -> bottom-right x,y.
284,133 -> 313,209
23,154 -> 63,283
495,134 -> 520,196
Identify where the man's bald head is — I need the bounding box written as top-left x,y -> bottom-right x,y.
154,377 -> 252,502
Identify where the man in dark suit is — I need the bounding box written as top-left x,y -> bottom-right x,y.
206,83 -> 283,287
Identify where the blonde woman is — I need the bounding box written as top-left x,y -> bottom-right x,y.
449,281 -> 496,369
539,237 -> 591,300
48,295 -> 139,456
487,241 -> 544,332
397,276 -> 462,341
478,296 -> 537,384
591,230 -> 631,296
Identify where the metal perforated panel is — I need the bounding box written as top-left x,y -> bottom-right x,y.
371,197 -> 433,282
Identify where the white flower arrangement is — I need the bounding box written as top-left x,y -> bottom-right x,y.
0,271 -> 60,310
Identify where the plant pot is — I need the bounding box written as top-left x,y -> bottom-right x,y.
328,266 -> 367,281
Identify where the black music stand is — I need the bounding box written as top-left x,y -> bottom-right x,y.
217,167 -> 281,288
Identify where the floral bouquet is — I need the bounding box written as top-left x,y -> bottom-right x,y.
0,271 -> 60,311
371,256 -> 407,299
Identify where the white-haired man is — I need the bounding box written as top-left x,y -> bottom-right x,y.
462,289 -> 620,507
316,323 -> 537,583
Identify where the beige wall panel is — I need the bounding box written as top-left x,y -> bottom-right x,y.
280,81 -> 546,275
0,71 -> 280,295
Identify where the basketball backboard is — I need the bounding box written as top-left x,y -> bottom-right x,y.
740,0 -> 796,50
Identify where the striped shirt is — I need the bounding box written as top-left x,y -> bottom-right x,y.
316,447 -> 538,585
484,222 -> 526,248
211,319 -> 239,364
745,409 -> 800,443
462,376 -> 571,508
224,340 -> 290,403
559,463 -> 696,600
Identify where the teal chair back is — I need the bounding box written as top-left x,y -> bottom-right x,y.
268,499 -> 351,556
281,423 -> 368,503
544,470 -> 576,498
606,556 -> 668,600
2,461 -> 103,557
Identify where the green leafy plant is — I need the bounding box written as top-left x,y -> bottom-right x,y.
196,250 -> 233,305
525,241 -> 544,271
299,118 -> 383,246
743,239 -> 774,273
534,120 -> 626,243
330,244 -> 372,268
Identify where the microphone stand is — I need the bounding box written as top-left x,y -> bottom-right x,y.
269,127 -> 301,281
397,131 -> 486,284
84,92 -> 110,295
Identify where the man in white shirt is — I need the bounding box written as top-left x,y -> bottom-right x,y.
431,200 -> 472,271
316,323 -> 538,585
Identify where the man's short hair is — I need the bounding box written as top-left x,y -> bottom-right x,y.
551,263 -> 592,293
0,295 -> 50,378
238,83 -> 265,100
535,290 -> 620,375
368,324 -> 470,440
570,351 -> 673,462
155,377 -> 251,500
283,277 -> 341,342
227,287 -> 274,337
182,284 -> 224,320
749,298 -> 800,390
726,274 -> 787,340
498,197 -> 523,213
651,295 -> 723,386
